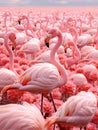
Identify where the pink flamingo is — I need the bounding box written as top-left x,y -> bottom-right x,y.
0,102 -> 45,130
3,11 -> 12,32
80,45 -> 95,58
45,91 -> 97,130
19,38 -> 41,60
18,15 -> 36,38
66,40 -> 81,67
77,33 -> 93,47
0,31 -> 18,90
61,27 -> 81,68
4,31 -> 16,70
17,15 -> 41,59
1,28 -> 68,114
29,49 -> 59,64
76,64 -> 98,86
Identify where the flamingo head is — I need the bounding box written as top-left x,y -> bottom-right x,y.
44,34 -> 52,48
9,32 -> 16,50
18,15 -> 27,21
45,28 -> 60,47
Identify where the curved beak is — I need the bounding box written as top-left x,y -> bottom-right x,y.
18,20 -> 21,24
44,34 -> 51,48
64,47 -> 67,53
12,41 -> 16,51
45,42 -> 49,48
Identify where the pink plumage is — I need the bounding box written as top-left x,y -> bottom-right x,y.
0,102 -> 45,130
45,91 -> 97,129
0,68 -> 17,90
1,28 -> 67,93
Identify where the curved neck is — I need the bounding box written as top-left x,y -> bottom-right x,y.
22,16 -> 36,38
50,31 -> 67,86
4,32 -> 14,71
72,41 -> 81,61
69,27 -> 78,42
4,12 -> 11,32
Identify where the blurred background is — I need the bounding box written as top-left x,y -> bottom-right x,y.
0,0 -> 98,6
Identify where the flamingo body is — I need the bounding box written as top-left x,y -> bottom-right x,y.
16,63 -> 62,93
0,102 -> 45,130
20,38 -> 40,54
0,68 -> 17,90
45,91 -> 97,129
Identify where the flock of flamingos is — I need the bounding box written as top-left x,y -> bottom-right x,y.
0,7 -> 98,130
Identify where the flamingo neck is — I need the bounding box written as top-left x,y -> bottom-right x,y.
73,41 -> 81,60
4,32 -> 14,71
23,16 -> 35,38
4,12 -> 11,32
50,31 -> 67,86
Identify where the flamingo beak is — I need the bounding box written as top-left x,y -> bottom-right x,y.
44,34 -> 51,48
64,47 -> 67,53
12,41 -> 16,51
45,42 -> 49,48
63,43 -> 69,53
18,20 -> 21,24
18,16 -> 23,24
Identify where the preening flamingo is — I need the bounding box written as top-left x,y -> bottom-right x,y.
1,28 -> 68,115
0,102 -> 45,130
45,91 -> 97,130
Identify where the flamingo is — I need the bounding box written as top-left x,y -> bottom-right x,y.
4,31 -> 17,70
1,28 -> 68,115
0,31 -> 18,90
77,33 -> 93,47
18,15 -> 36,38
66,40 -> 81,67
17,15 -> 41,60
0,102 -> 45,130
19,38 -> 41,60
3,11 -> 12,32
76,64 -> 98,86
45,91 -> 97,130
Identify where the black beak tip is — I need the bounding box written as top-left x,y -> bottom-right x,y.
45,42 -> 49,48
65,50 -> 67,53
18,20 -> 21,24
12,47 -> 15,51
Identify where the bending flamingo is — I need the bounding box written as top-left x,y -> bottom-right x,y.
45,91 -> 97,130
0,102 -> 45,130
1,28 -> 68,114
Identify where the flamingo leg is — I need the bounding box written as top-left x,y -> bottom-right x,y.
49,92 -> 57,112
84,126 -> 86,130
41,93 -> 44,115
41,92 -> 57,116
80,127 -> 82,130
80,126 -> 86,130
